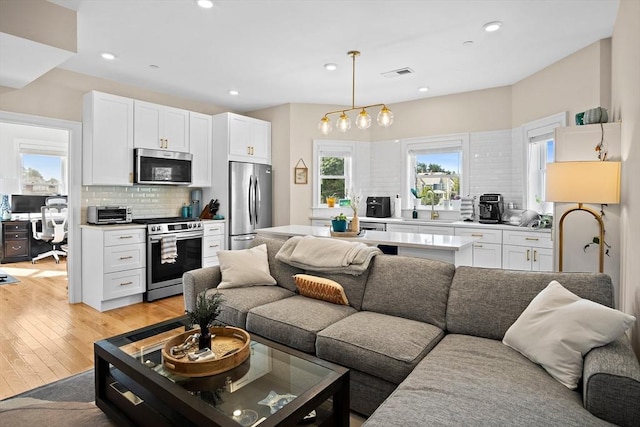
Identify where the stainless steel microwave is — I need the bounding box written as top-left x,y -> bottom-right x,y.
134,148 -> 192,185
87,206 -> 132,224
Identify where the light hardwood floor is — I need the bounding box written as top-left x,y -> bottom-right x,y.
0,258 -> 184,399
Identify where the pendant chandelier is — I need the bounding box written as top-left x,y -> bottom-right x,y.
318,51 -> 394,135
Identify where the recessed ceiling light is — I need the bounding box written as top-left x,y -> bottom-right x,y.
482,21 -> 503,32
229,90 -> 239,96
196,0 -> 214,8
418,87 -> 429,93
462,40 -> 474,46
324,63 -> 337,71
101,52 -> 116,60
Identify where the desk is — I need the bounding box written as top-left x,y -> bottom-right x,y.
1,220 -> 31,263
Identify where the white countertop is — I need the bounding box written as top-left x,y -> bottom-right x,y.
256,225 -> 478,251
309,216 -> 551,233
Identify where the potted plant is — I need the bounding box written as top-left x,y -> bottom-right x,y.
186,292 -> 224,350
331,213 -> 348,232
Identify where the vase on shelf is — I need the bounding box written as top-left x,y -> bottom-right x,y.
350,213 -> 359,232
1,195 -> 11,220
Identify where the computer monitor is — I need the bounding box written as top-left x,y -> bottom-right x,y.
10,195 -> 54,213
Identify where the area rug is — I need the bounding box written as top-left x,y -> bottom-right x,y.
0,269 -> 20,285
0,370 -> 115,426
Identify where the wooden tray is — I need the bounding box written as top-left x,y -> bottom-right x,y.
162,326 -> 250,377
330,230 -> 362,237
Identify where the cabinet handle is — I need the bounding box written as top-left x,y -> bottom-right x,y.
14,234 -> 19,238
11,245 -> 22,250
525,237 -> 539,241
474,244 -> 483,248
471,234 -> 483,237
119,281 -> 133,286
533,250 -> 538,262
129,172 -> 134,183
207,227 -> 220,232
247,146 -> 251,155
119,256 -> 133,260
209,244 -> 219,248
526,249 -> 530,261
119,235 -> 133,239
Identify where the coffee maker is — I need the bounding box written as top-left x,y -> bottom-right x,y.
478,194 -> 504,224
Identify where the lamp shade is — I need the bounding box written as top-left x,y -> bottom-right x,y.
546,161 -> 620,204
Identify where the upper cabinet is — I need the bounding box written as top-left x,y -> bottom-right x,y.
189,112 -> 212,187
82,91 -> 134,186
218,113 -> 271,164
134,100 -> 190,153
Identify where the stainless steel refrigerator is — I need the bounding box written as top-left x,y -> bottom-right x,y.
229,161 -> 272,250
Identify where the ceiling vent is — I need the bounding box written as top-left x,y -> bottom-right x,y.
382,67 -> 415,78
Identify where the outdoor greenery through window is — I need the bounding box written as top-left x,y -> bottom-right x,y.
411,149 -> 461,206
320,155 -> 347,203
527,136 -> 555,214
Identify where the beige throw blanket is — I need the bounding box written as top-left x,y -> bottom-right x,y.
276,235 -> 381,275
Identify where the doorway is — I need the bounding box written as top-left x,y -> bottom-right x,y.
0,111 -> 82,303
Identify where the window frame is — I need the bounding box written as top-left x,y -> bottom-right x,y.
401,133 -> 469,209
521,112 -> 566,213
312,140 -> 355,207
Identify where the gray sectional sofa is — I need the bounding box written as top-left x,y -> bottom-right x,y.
183,236 -> 640,426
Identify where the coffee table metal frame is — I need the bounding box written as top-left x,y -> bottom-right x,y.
94,316 -> 350,427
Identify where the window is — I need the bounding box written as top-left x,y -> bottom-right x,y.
402,134 -> 469,208
522,112 -> 565,214
313,141 -> 355,206
17,139 -> 68,195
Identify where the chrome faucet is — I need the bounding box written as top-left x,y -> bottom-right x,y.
424,189 -> 440,220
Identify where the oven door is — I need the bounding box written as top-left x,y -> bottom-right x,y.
147,231 -> 202,300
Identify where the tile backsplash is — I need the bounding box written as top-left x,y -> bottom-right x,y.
81,185 -> 194,223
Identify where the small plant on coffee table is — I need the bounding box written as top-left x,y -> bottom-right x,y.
186,292 -> 224,350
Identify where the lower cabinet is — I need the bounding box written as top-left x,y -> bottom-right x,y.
82,227 -> 146,312
1,221 -> 31,263
502,230 -> 553,271
202,220 -> 225,268
455,227 -> 502,268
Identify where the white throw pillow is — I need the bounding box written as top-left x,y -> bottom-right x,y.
217,244 -> 277,289
502,280 -> 635,389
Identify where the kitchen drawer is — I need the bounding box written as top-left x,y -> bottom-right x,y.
4,230 -> 28,240
203,222 -> 224,236
387,224 -> 419,233
104,243 -> 145,273
455,227 -> 502,244
4,240 -> 29,257
202,256 -> 220,268
502,230 -> 552,249
202,235 -> 223,258
103,269 -> 144,300
3,222 -> 28,232
418,225 -> 454,235
104,229 -> 146,246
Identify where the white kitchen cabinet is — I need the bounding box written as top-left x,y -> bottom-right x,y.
82,91 -> 134,186
134,100 -> 190,152
386,224 -> 419,233
82,226 -> 146,312
502,230 -> 553,271
189,112 -> 212,187
216,112 -> 271,164
418,225 -> 454,235
202,220 -> 225,268
455,227 -> 502,268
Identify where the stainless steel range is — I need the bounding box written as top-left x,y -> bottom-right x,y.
133,217 -> 203,301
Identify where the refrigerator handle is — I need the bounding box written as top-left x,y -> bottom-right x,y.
248,175 -> 254,226
253,176 -> 260,227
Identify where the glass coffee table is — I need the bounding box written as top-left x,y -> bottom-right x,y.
94,317 -> 350,426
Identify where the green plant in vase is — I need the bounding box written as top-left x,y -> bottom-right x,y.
331,213 -> 348,232
186,292 -> 224,350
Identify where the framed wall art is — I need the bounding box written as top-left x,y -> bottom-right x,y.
294,158 -> 308,184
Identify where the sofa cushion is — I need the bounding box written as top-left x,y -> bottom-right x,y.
246,295 -> 357,353
205,286 -> 294,328
294,274 -> 349,305
217,244 -> 277,289
305,269 -> 370,310
363,334 -> 612,427
251,236 -> 305,292
316,311 -> 444,384
362,255 -> 454,329
503,280 -> 635,389
446,267 -> 613,340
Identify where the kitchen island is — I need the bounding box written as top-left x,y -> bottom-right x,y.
256,225 -> 479,266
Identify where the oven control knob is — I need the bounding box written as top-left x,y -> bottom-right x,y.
188,223 -> 193,229
150,226 -> 155,232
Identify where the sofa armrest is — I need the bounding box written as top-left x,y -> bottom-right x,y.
583,335 -> 640,427
182,266 -> 222,312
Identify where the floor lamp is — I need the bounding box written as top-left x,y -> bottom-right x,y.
545,161 -> 621,273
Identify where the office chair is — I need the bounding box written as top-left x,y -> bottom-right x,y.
31,197 -> 68,264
